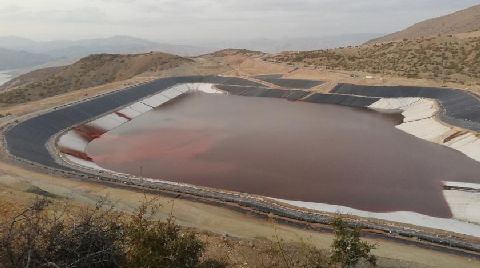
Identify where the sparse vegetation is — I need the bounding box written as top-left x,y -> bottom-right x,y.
267,35 -> 480,86
0,198 -> 223,268
0,53 -> 192,106
0,197 -> 378,268
330,217 -> 376,268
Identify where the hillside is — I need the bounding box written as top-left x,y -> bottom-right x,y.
200,33 -> 382,53
0,48 -> 52,71
368,5 -> 480,44
267,34 -> 480,86
0,35 -> 212,58
0,36 -> 211,74
0,52 -> 191,105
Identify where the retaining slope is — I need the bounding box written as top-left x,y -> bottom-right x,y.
332,83 -> 480,131
303,93 -> 380,108
215,85 -> 310,100
255,75 -> 323,89
5,76 -> 262,170
4,76 -> 480,253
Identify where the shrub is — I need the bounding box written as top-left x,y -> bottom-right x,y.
0,198 -> 125,268
124,201 -> 220,268
0,198 -> 225,268
329,216 -> 376,268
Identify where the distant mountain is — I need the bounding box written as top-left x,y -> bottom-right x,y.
0,48 -> 52,71
0,35 -> 212,74
367,4 -> 480,44
201,34 -> 382,53
0,35 -> 213,59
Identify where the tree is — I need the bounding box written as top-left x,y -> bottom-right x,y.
0,198 -> 225,268
124,201 -> 210,268
329,217 -> 376,268
0,198 -> 125,268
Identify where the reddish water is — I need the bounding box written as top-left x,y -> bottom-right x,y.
86,93 -> 480,218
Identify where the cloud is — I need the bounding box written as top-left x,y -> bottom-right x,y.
0,0 -> 478,41
0,5 -> 106,23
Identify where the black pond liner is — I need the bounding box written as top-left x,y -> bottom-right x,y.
255,75 -> 324,89
4,76 -> 480,253
332,83 -> 480,131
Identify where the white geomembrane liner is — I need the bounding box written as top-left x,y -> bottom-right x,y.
129,102 -> 153,113
371,97 -> 480,161
445,181 -> 480,190
190,83 -> 224,94
447,133 -> 477,149
172,84 -> 191,93
443,181 -> 480,225
368,97 -> 480,230
64,154 -> 107,171
87,113 -> 129,131
117,107 -> 143,119
274,198 -> 480,237
151,93 -> 170,103
58,83 -> 219,157
141,95 -> 168,107
402,100 -> 436,122
57,130 -> 88,152
444,190 -> 480,224
161,88 -> 183,99
462,140 -> 480,159
369,97 -> 421,110
396,118 -> 452,141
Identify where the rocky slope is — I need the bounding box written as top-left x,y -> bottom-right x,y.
367,4 -> 480,44
267,35 -> 480,86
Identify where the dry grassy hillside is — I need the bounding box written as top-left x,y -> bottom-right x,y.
368,5 -> 480,44
206,49 -> 265,57
0,52 -> 191,105
267,35 -> 480,86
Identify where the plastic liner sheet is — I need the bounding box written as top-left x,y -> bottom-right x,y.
303,93 -> 380,108
255,76 -> 323,89
332,84 -> 480,131
216,85 -> 309,100
5,76 -> 261,170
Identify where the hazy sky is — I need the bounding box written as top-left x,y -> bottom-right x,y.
0,0 -> 478,43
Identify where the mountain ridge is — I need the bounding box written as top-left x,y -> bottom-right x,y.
0,52 -> 192,104
367,4 -> 480,44
0,48 -> 52,71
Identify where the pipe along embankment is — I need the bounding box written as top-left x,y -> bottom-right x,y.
3,76 -> 480,253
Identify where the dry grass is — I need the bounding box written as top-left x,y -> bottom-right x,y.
367,4 -> 480,44
0,52 -> 191,105
267,35 -> 480,87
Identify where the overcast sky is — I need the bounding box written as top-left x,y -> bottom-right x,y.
0,0 -> 478,43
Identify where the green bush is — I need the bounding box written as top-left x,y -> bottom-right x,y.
329,217 -> 376,268
124,201 -> 219,268
0,198 -> 225,268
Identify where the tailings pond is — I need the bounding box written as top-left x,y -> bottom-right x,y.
86,92 -> 480,218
